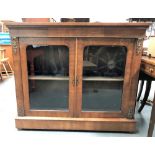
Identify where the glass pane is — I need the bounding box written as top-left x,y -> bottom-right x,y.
83,81 -> 123,111
82,46 -> 127,111
26,45 -> 69,110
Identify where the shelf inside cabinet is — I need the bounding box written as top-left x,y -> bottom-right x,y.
83,77 -> 124,81
28,76 -> 124,81
28,76 -> 69,80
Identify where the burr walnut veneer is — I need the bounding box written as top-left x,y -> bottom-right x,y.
7,22 -> 150,132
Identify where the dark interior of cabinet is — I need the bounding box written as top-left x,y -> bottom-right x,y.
82,46 -> 127,111
26,45 -> 127,112
26,45 -> 69,110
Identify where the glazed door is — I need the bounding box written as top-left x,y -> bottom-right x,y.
76,38 -> 135,118
20,38 -> 76,117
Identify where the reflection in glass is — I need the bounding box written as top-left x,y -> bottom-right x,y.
82,46 -> 127,111
26,45 -> 69,76
83,46 -> 127,77
26,45 -> 69,110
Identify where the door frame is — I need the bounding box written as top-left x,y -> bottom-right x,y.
75,37 -> 137,118
19,37 -> 76,117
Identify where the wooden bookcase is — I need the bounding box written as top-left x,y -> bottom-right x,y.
7,22 -> 150,132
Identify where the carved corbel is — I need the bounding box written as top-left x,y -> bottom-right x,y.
136,38 -> 143,55
11,37 -> 18,54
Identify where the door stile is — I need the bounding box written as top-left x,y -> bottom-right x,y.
20,44 -> 30,116
74,38 -> 83,117
121,39 -> 143,118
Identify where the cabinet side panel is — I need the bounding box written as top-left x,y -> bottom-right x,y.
121,39 -> 143,118
11,37 -> 25,116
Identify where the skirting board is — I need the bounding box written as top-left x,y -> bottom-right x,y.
15,117 -> 136,132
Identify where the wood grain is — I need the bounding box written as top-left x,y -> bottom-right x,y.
7,22 -> 150,38
11,38 -> 25,116
16,117 -> 136,132
7,22 -> 149,131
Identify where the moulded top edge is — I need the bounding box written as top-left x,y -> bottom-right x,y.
6,22 -> 151,28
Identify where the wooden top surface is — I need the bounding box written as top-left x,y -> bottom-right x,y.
6,22 -> 151,28
142,56 -> 155,66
